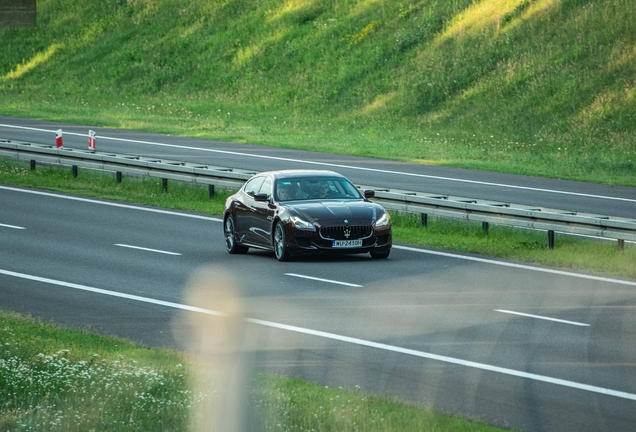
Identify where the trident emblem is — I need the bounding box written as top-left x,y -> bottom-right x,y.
343,227 -> 351,238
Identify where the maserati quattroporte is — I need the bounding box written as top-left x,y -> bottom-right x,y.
223,170 -> 392,261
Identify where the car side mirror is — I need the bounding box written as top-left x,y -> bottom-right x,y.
254,193 -> 270,202
364,189 -> 375,199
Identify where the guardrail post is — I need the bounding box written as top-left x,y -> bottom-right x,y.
618,239 -> 625,251
55,129 -> 63,148
421,213 -> 428,227
116,172 -> 122,183
72,165 -> 78,178
30,160 -> 36,171
482,221 -> 489,234
88,130 -> 96,151
548,230 -> 555,249
209,184 -> 215,199
162,178 -> 168,192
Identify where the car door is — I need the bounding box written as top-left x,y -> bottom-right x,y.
235,176 -> 265,244
249,177 -> 276,247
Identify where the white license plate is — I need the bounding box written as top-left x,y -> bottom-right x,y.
333,239 -> 363,248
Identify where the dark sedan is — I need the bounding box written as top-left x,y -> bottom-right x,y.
223,170 -> 392,261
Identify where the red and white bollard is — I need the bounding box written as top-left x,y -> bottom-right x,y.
55,129 -> 63,148
88,130 -> 96,151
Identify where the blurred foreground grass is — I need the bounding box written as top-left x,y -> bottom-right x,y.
0,309 -> 509,431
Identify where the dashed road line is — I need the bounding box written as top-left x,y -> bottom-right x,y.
0,223 -> 26,230
114,244 -> 182,256
285,273 -> 363,287
495,309 -> 590,327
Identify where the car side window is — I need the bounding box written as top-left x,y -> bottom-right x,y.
259,178 -> 272,199
244,177 -> 265,197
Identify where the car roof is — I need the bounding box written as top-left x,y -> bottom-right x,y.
260,170 -> 345,180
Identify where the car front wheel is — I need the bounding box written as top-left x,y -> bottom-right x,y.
273,222 -> 291,262
225,215 -> 248,254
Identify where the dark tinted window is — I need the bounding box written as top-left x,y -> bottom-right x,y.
274,177 -> 362,201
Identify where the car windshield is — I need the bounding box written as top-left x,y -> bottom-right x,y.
274,177 -> 363,202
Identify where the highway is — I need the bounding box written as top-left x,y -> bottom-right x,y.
1,184 -> 636,431
1,117 -> 636,431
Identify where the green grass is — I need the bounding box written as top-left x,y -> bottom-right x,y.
2,157 -> 634,280
0,310 -> 197,431
0,0 -> 634,186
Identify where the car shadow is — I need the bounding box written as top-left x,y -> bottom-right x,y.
247,250 -> 375,263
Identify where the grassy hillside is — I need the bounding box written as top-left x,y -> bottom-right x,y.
0,0 -> 634,185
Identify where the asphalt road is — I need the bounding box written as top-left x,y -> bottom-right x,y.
1,185 -> 635,432
1,116 -> 635,218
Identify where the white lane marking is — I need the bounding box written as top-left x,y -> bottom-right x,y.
0,268 -> 222,316
2,123 -> 634,204
2,185 -> 634,287
495,309 -> 590,327
114,244 -> 181,256
0,124 -> 53,134
0,223 -> 26,230
0,186 -> 223,222
393,245 -> 636,287
244,319 -> 636,402
1,267 -> 635,402
285,273 -> 363,287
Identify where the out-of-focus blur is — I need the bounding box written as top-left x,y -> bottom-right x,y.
173,266 -> 250,432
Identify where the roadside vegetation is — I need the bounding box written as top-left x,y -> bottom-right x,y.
0,0 -> 634,186
0,309 -> 508,431
1,158 -> 634,280
0,311 -> 196,431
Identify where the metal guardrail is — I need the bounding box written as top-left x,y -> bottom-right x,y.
366,189 -> 636,248
0,139 -> 254,195
2,138 -> 635,249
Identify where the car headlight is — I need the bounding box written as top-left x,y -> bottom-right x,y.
290,216 -> 315,231
374,212 -> 390,229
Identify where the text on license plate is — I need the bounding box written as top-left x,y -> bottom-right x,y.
333,239 -> 363,248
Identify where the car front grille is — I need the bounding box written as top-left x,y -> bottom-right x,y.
319,225 -> 372,240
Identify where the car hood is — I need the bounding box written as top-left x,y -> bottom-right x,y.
287,200 -> 381,225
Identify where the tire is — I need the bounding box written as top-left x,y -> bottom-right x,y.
370,248 -> 390,259
273,222 -> 291,262
224,215 -> 248,254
